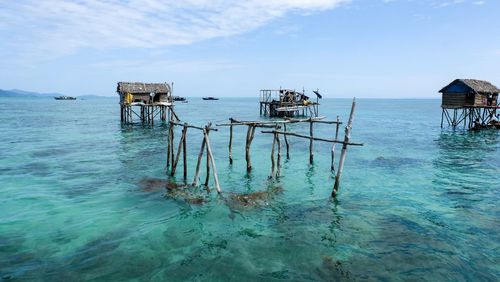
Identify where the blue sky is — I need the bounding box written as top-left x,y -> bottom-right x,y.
0,0 -> 498,98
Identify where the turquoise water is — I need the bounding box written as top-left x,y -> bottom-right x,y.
0,97 -> 498,281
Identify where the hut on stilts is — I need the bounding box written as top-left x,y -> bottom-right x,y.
440,79 -> 500,129
117,82 -> 174,124
260,88 -> 322,117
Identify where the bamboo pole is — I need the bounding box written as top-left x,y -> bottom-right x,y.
331,115 -> 340,171
283,123 -> 290,159
333,98 -> 356,197
309,118 -> 314,164
171,124 -> 187,176
229,118 -> 233,164
204,127 -> 221,193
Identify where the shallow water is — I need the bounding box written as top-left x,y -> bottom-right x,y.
0,97 -> 498,281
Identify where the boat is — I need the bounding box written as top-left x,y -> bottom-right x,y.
173,96 -> 186,102
202,97 -> 219,100
54,96 -> 76,100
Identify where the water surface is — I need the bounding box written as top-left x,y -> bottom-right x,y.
0,97 -> 498,280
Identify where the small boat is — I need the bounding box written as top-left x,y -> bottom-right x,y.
202,97 -> 219,100
54,96 -> 76,100
173,96 -> 186,102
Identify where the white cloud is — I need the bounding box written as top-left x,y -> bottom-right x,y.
0,0 -> 349,61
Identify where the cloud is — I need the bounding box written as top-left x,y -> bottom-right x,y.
0,0 -> 349,61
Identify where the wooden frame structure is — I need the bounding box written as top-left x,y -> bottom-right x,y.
218,98 -> 362,197
259,88 -> 321,118
117,82 -> 174,124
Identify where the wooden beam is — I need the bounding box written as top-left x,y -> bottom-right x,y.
260,130 -> 363,146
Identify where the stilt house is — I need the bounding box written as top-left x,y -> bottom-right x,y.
440,79 -> 499,108
117,82 -> 173,124
439,79 -> 500,129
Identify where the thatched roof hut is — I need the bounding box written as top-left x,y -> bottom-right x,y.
439,79 -> 499,108
117,82 -> 172,105
117,82 -> 171,95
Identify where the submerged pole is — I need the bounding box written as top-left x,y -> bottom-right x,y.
333,98 -> 356,197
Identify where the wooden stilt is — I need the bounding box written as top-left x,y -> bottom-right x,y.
205,128 -> 211,186
203,127 -> 221,193
331,115 -> 340,171
192,136 -> 207,186
333,98 -> 356,197
182,124 -> 187,180
166,122 -> 172,170
171,124 -> 187,176
270,130 -> 277,178
245,125 -> 256,172
229,118 -> 233,164
276,129 -> 281,177
309,118 -> 314,164
283,123 -> 290,159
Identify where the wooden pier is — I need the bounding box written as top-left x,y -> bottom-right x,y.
259,88 -> 322,118
440,79 -> 499,130
117,82 -> 174,124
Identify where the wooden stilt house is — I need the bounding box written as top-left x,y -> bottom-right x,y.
439,79 -> 499,129
117,82 -> 173,124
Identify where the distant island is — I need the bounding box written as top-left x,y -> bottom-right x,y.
0,89 -> 63,98
0,89 -> 111,99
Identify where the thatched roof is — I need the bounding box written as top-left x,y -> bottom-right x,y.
117,82 -> 171,95
440,79 -> 500,94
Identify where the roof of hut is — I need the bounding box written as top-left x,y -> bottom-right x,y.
117,82 -> 171,95
439,79 -> 500,94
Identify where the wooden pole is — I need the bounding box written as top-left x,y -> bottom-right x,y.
205,128 -> 211,186
229,118 -> 233,164
309,118 -> 314,164
333,98 -> 356,197
204,127 -> 221,193
171,124 -> 187,176
270,129 -> 277,178
166,122 -> 172,170
192,136 -> 206,186
245,125 -> 256,172
182,124 -> 187,180
260,130 -> 363,146
331,115 -> 340,171
276,129 -> 281,177
284,123 -> 290,159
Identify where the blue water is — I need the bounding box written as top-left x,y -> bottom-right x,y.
0,97 -> 498,281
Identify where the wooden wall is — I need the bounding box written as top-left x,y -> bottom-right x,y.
442,93 -> 467,107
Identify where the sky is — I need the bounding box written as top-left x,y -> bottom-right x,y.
0,0 -> 499,98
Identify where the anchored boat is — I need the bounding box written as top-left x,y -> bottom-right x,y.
54,96 -> 76,100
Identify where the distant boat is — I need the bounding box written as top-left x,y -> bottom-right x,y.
173,96 -> 186,102
202,97 -> 219,100
54,96 -> 76,100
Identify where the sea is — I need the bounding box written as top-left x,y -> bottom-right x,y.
0,97 -> 498,281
